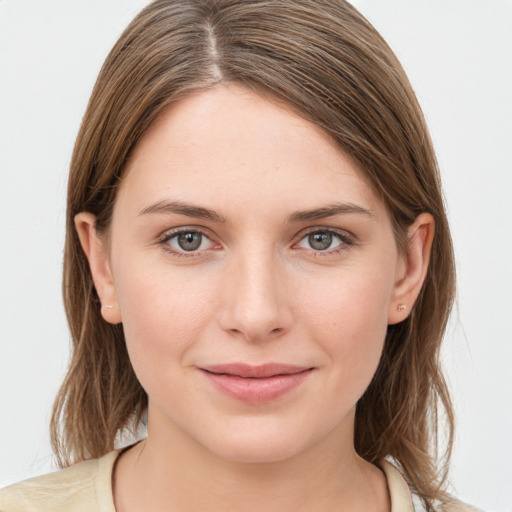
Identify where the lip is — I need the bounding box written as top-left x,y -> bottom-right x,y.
199,363 -> 313,404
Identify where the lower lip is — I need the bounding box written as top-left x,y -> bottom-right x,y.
201,369 -> 312,404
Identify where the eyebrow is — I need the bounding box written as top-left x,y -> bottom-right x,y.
138,200 -> 374,224
288,203 -> 375,222
138,200 -> 226,223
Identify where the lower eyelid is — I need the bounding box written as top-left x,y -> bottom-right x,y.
158,228 -> 353,258
159,229 -> 215,253
296,230 -> 353,246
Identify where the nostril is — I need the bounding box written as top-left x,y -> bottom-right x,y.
227,326 -> 284,343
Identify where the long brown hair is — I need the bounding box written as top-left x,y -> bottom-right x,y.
51,1 -> 455,508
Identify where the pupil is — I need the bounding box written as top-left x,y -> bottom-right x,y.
309,232 -> 332,250
178,232 -> 202,251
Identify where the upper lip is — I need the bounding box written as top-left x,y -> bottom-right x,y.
200,363 -> 312,378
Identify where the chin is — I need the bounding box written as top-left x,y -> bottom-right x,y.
197,419 -> 323,465
210,437 -> 305,464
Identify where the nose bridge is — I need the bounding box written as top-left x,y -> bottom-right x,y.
220,242 -> 290,342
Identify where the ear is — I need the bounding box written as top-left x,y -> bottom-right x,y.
74,212 -> 122,324
388,212 -> 434,325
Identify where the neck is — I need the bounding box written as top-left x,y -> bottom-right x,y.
113,407 -> 390,512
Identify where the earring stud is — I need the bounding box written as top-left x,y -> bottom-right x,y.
104,304 -> 114,309
397,304 -> 407,312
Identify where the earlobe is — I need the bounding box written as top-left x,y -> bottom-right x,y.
388,213 -> 434,325
74,212 -> 122,324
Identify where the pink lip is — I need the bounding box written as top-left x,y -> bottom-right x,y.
199,363 -> 313,404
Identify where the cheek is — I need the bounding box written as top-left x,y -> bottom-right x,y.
297,266 -> 393,392
112,260 -> 218,384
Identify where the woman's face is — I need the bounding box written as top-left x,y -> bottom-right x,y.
83,84 -> 424,463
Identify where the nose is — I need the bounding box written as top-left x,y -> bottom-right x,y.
218,249 -> 292,343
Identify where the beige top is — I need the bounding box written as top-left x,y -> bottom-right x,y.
0,449 -> 481,512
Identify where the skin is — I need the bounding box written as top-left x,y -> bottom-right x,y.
76,84 -> 433,511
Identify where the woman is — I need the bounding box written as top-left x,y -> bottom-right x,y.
0,1 -> 481,510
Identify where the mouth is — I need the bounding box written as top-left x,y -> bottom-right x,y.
198,363 -> 314,404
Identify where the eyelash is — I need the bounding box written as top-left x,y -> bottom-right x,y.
158,228 -> 219,258
293,227 -> 354,258
158,227 -> 355,259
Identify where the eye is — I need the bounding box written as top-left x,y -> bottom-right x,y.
161,229 -> 216,255
175,232 -> 204,251
295,229 -> 352,253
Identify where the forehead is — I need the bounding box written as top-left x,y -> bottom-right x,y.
118,84 -> 386,221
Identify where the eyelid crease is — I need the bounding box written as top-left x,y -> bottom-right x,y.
158,225 -> 214,241
292,226 -> 356,245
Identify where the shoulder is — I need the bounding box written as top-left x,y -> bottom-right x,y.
379,459 -> 484,512
0,451 -> 118,512
413,495 -> 485,512
437,496 -> 485,512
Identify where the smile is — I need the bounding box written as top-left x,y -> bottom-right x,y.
199,364 -> 314,404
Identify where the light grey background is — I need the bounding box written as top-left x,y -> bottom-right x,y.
0,1 -> 511,510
